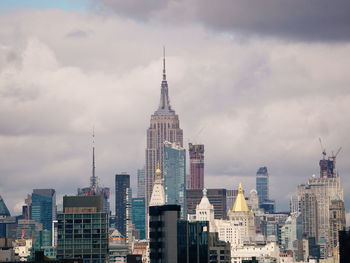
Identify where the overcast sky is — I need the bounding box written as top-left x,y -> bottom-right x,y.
0,1 -> 349,223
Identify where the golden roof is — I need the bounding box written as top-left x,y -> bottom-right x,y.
232,183 -> 249,212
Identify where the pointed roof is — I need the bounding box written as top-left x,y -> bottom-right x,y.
232,183 -> 249,212
154,48 -> 175,116
197,188 -> 213,210
149,169 -> 165,206
0,195 -> 11,217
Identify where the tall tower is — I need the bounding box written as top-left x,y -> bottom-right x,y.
78,131 -> 110,213
115,173 -> 130,237
256,166 -> 269,205
163,141 -> 186,218
189,143 -> 204,190
145,50 -> 183,204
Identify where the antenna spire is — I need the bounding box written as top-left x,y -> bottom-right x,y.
91,126 -> 97,190
162,46 -> 166,81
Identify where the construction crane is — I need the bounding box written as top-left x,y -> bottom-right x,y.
319,138 -> 327,159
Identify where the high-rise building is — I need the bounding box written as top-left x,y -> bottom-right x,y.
256,167 -> 268,205
329,196 -> 346,250
31,189 -> 56,231
145,52 -> 183,204
177,220 -> 209,263
149,205 -> 181,263
298,176 -> 344,258
188,143 -> 204,190
78,132 -> 110,214
115,173 -> 130,237
163,141 -> 186,218
256,167 -> 275,213
137,168 -> 145,198
57,195 -> 108,263
186,189 -> 227,219
131,198 -> 146,240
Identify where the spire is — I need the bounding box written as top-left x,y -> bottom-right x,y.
162,46 -> 166,81
149,167 -> 165,206
232,183 -> 249,212
155,47 -> 175,115
197,188 -> 213,210
90,127 -> 97,191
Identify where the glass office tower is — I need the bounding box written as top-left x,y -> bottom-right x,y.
31,189 -> 56,230
163,141 -> 186,218
131,198 -> 146,240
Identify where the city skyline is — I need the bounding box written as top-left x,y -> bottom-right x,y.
0,0 -> 350,226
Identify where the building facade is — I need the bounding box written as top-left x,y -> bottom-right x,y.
137,168 -> 145,199
188,143 -> 204,190
163,141 -> 186,218
297,175 -> 344,258
256,167 -> 269,205
145,54 -> 183,204
149,205 -> 181,263
31,189 -> 56,231
131,198 -> 146,240
115,174 -> 130,237
177,220 -> 209,263
56,195 -> 108,263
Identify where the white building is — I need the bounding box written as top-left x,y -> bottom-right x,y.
231,241 -> 279,263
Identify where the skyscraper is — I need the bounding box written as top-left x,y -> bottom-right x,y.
115,173 -> 130,237
131,198 -> 146,240
256,166 -> 275,213
297,157 -> 344,260
163,141 -> 186,218
256,167 -> 268,205
57,195 -> 108,263
31,189 -> 56,231
137,168 -> 145,198
188,143 -> 204,190
145,51 -> 183,204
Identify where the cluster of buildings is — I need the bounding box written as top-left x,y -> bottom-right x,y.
0,54 -> 348,263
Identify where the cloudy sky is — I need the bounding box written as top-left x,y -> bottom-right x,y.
0,0 -> 349,222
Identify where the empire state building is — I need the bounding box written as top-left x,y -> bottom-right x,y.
145,52 -> 183,203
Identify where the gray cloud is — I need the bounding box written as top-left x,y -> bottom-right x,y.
0,10 -> 349,220
94,0 -> 350,41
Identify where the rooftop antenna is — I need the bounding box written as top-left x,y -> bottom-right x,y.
162,46 -> 166,81
91,126 -> 97,191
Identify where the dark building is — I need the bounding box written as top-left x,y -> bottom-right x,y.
57,195 -> 108,263
186,189 -> 227,219
131,198 -> 146,240
149,205 -> 210,263
149,205 -> 181,263
208,233 -> 231,263
115,173 -> 130,237
126,254 -> 142,263
177,221 -> 209,263
339,228 -> 350,263
188,143 -> 204,190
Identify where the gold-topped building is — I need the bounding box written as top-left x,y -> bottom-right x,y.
232,183 -> 250,212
